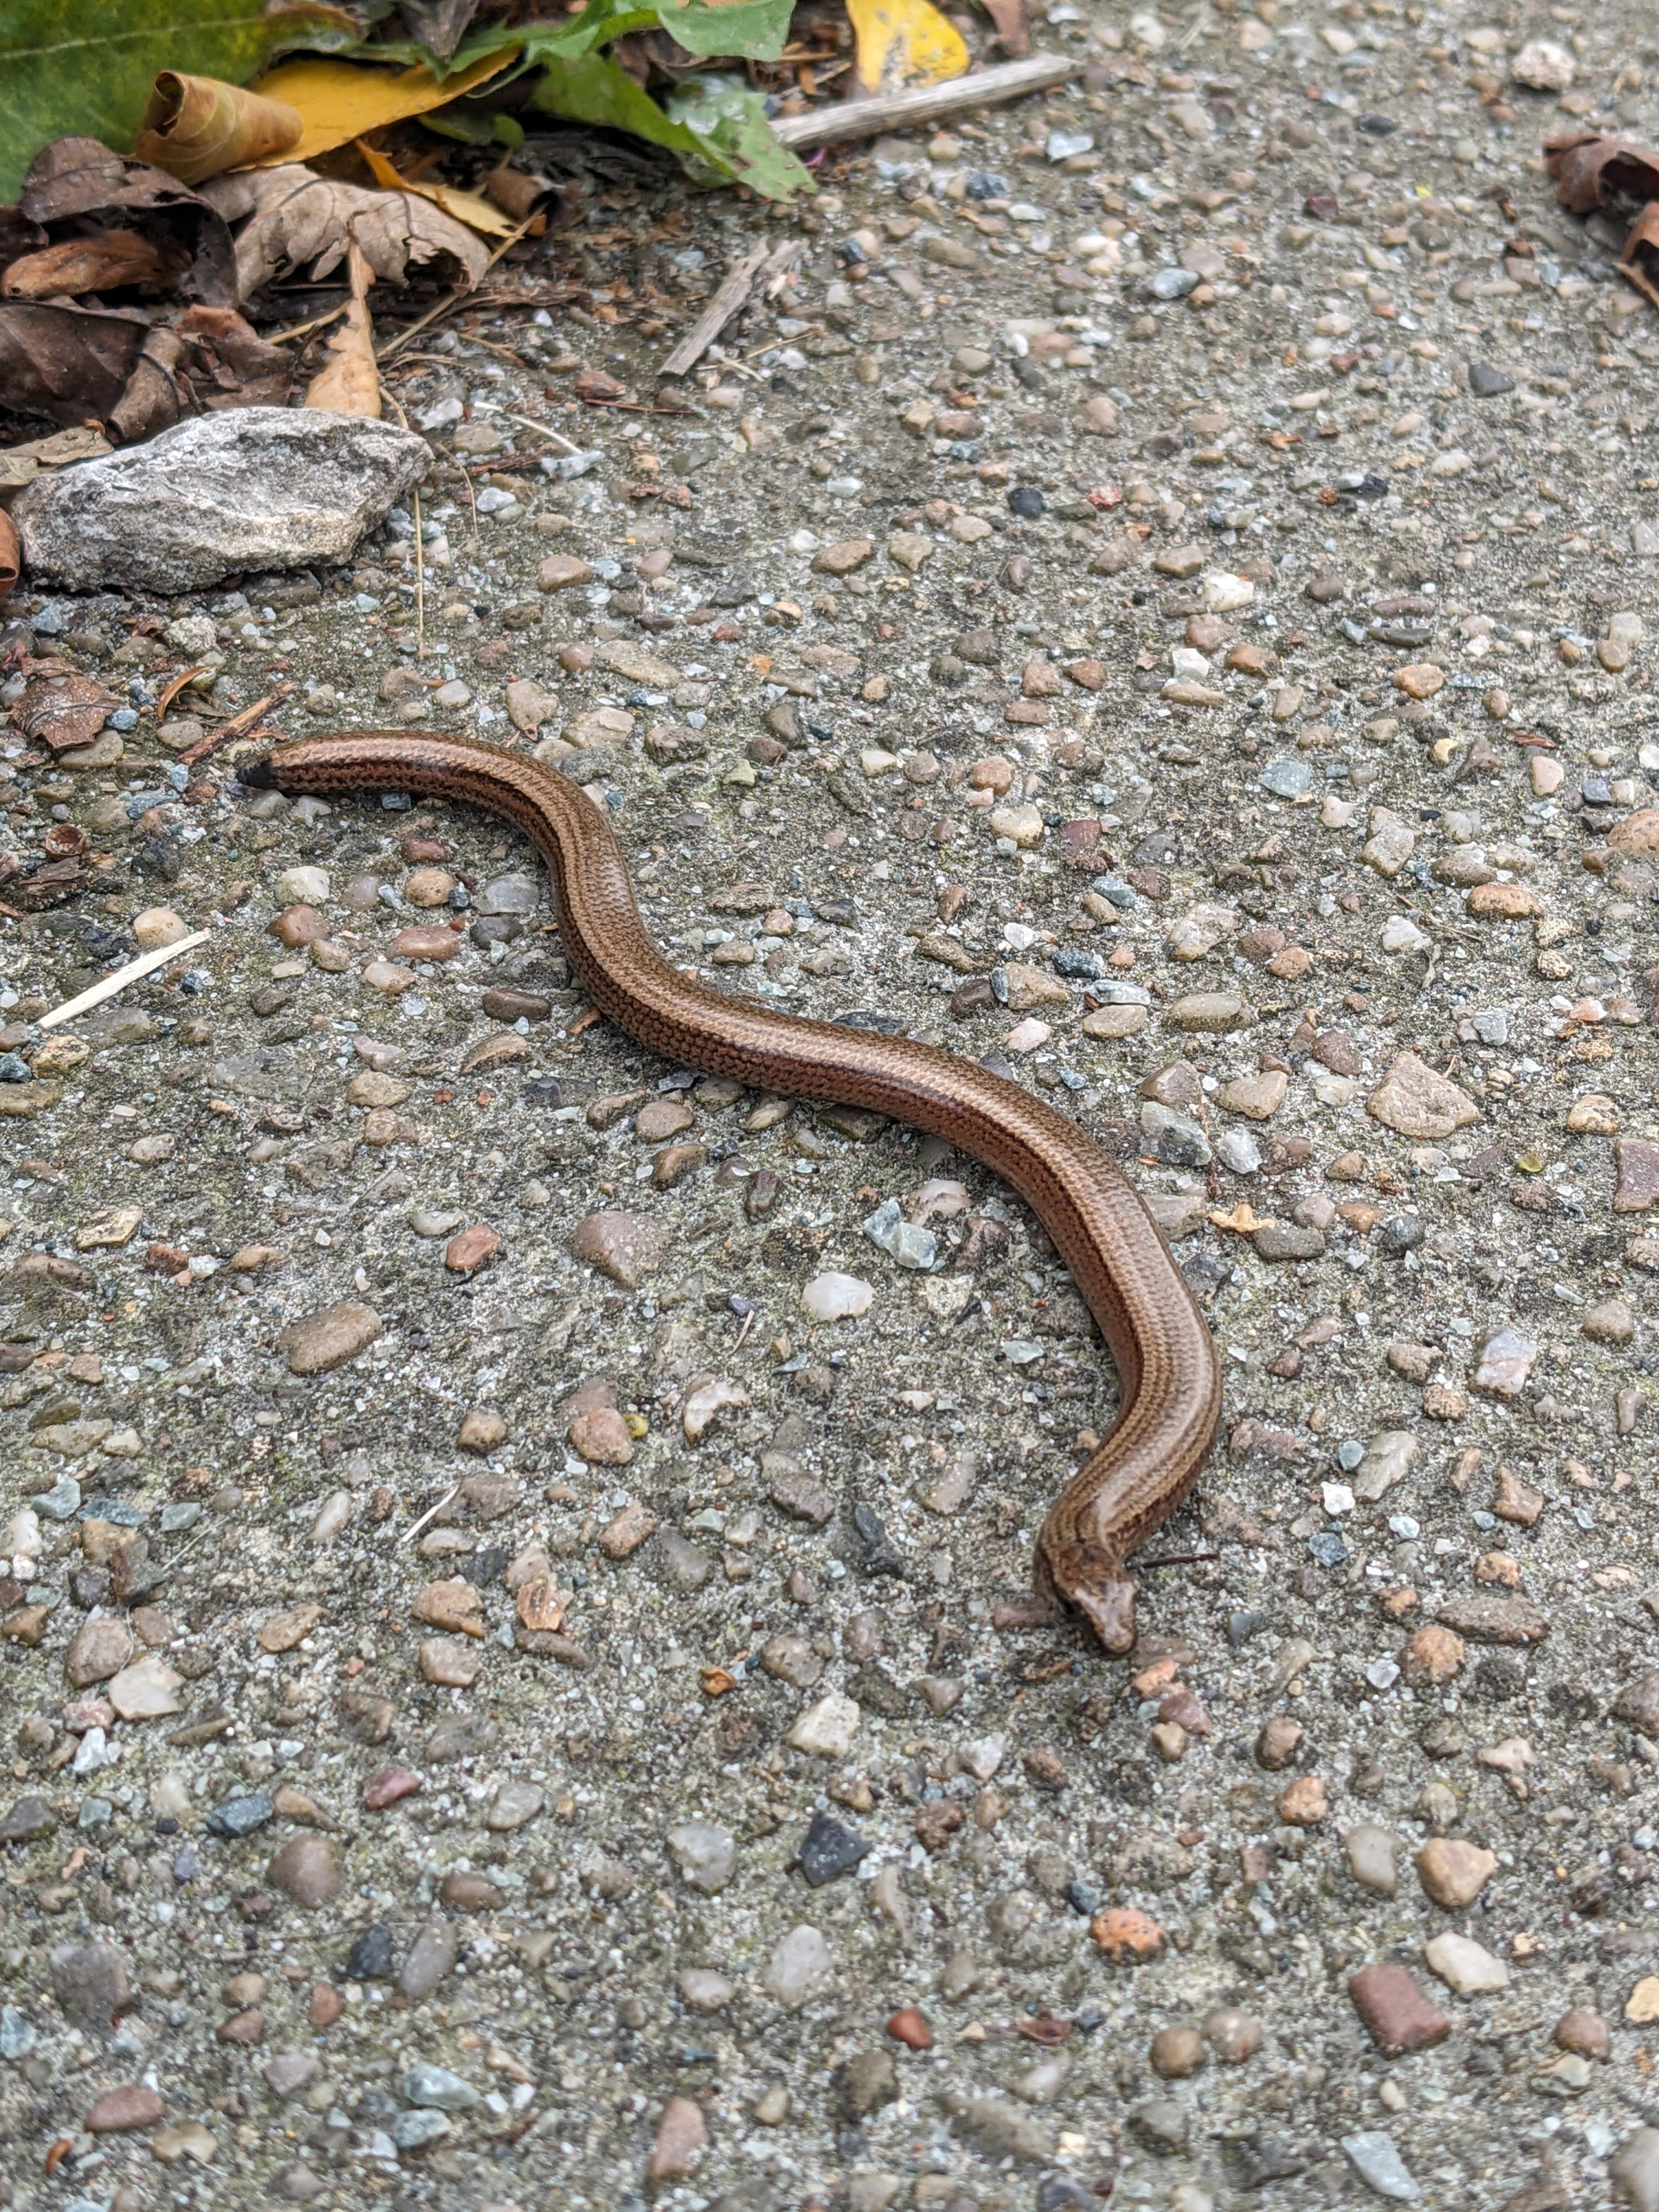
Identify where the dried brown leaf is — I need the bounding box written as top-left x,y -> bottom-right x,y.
1,228 -> 187,299
304,240 -> 379,416
202,163 -> 489,301
133,72 -> 303,187
14,669 -> 118,753
1621,202 -> 1659,313
980,0 -> 1030,57
0,512 -> 17,606
1545,131 -> 1659,215
19,136 -> 233,305
0,300 -> 148,425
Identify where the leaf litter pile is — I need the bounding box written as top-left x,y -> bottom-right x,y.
0,0 -> 1035,492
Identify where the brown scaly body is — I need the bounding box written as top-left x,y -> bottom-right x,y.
246,731 -> 1222,1651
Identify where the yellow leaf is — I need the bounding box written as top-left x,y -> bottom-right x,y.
846,0 -> 968,97
248,50 -> 517,166
356,139 -> 517,240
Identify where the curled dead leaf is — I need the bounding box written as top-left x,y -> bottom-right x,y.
1545,132 -> 1659,214
1622,202 -> 1659,312
0,511 -> 17,605
699,1666 -> 738,1697
202,163 -> 490,301
134,72 -> 304,187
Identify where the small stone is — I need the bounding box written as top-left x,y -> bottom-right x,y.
1090,1906 -> 1165,1962
1424,1932 -> 1508,1996
1613,1673 -> 1659,1733
397,1918 -> 457,2000
1367,1053 -> 1480,1140
258,1604 -> 323,1654
363,1767 -> 422,1812
1204,2007 -> 1263,2063
458,1407 -> 508,1454
1416,1837 -> 1497,1908
486,1781 -> 544,1832
403,2062 -> 479,2111
412,1578 -> 482,1634
1348,1964 -> 1451,2055
812,538 -> 874,576
1166,992 -> 1245,1032
1585,1299 -> 1637,1344
1344,1824 -> 1400,1895
85,2083 -> 165,2132
1151,2024 -> 1206,2078
267,1836 -> 341,1908
1471,1327 -> 1537,1400
1611,2130 -> 1659,2211
647,2094 -> 707,2182
65,1617 -> 134,1688
106,1654 -> 184,1720
802,1272 -> 872,1321
599,1503 -> 657,1559
1341,2131 -> 1421,2203
1401,1624 -> 1464,1686
279,1301 -> 381,1375
50,1938 -> 129,2024
572,1210 -> 673,1288
444,1224 -> 500,1273
1217,1070 -> 1287,1120
537,554 -> 594,591
799,1809 -> 868,1886
667,1822 -> 736,1894
676,1966 -> 733,2012
1553,2007 -> 1610,2059
345,1924 -> 394,1980
1277,1774 -> 1328,1825
788,1692 -> 860,1758
761,1923 -> 833,2008
419,1637 -> 480,1686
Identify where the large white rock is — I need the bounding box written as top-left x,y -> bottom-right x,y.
15,407 -> 428,591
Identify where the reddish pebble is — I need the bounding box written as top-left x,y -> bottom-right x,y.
217,2007 -> 266,2044
84,2084 -> 165,2133
388,924 -> 461,962
1091,1906 -> 1166,1962
444,1224 -> 501,1273
1348,1963 -> 1451,2056
400,836 -> 450,863
886,2007 -> 934,2050
268,903 -> 329,947
363,1766 -> 423,1811
308,1982 -> 343,2028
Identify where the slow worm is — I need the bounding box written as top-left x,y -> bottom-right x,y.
247,732 -> 1222,1652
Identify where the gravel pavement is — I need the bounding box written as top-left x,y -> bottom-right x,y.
5,5 -> 1659,2209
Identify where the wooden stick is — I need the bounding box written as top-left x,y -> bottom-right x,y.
176,686 -> 292,769
772,52 -> 1081,149
38,930 -> 210,1032
659,241 -> 770,381
659,234 -> 806,382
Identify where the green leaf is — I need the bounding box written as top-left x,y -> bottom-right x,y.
650,0 -> 795,63
528,49 -> 711,165
529,54 -> 812,203
666,71 -> 815,200
0,0 -> 351,200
